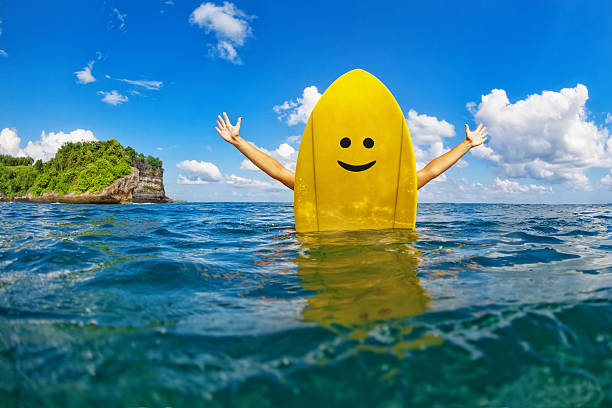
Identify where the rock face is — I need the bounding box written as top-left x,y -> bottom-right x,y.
131,157 -> 169,203
1,157 -> 171,204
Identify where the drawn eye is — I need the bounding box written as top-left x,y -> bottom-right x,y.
363,138 -> 374,148
340,137 -> 351,148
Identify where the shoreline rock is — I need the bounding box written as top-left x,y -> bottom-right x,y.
0,159 -> 173,204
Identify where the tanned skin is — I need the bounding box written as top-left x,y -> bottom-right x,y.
216,112 -> 488,191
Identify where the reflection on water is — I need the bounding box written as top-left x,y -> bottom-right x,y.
297,230 -> 428,327
296,230 -> 442,352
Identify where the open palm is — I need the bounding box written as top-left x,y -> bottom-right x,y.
465,123 -> 488,147
216,112 -> 242,145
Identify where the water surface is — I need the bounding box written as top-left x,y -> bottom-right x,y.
1,203 -> 611,407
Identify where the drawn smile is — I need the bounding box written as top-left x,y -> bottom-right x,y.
337,160 -> 376,172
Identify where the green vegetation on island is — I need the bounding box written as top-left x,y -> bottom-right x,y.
0,139 -> 162,199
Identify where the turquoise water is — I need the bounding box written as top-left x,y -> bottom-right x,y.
1,202 -> 611,407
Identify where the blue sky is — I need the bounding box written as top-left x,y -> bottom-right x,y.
0,1 -> 611,203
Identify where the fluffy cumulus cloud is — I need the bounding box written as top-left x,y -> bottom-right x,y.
176,160 -> 223,183
177,159 -> 284,190
406,109 -> 460,170
0,128 -> 96,161
239,142 -> 298,172
493,177 -> 552,194
75,61 -> 96,84
98,90 -> 128,106
190,2 -> 253,64
469,84 -> 612,188
0,128 -> 22,157
273,86 -> 322,126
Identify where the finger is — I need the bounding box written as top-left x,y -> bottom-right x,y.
223,112 -> 231,127
217,119 -> 224,129
217,116 -> 225,128
465,123 -> 470,133
237,117 -> 242,127
482,130 -> 488,137
215,127 -> 222,135
476,123 -> 483,132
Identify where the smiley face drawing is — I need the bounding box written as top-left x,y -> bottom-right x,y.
294,69 -> 417,232
336,136 -> 377,172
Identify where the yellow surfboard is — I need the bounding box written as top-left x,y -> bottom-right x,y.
294,69 -> 417,232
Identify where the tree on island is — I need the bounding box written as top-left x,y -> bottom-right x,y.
0,139 -> 163,199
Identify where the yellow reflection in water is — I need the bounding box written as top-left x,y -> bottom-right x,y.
296,230 -> 436,348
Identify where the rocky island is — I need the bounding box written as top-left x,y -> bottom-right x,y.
0,139 -> 172,204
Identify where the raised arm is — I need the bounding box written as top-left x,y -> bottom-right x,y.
416,123 -> 487,189
216,112 -> 295,190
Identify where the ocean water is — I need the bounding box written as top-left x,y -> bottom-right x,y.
0,202 -> 611,407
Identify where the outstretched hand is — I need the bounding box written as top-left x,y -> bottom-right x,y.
465,123 -> 488,148
216,112 -> 242,145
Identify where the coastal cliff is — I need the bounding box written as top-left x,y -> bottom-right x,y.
0,139 -> 172,204
131,157 -> 170,203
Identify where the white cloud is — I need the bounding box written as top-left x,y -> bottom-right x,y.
601,171 -> 612,190
26,130 -> 97,162
239,142 -> 297,172
75,61 -> 96,84
156,147 -> 163,151
406,109 -> 457,170
469,84 -> 612,188
177,174 -> 212,185
418,177 -> 552,203
116,78 -> 163,90
0,128 -> 23,157
493,177 -> 552,194
456,160 -> 469,168
605,113 -> 612,125
113,8 -> 126,30
407,109 -> 456,145
286,135 -> 301,144
190,2 -> 254,64
165,0 -> 175,4
273,86 -> 322,125
176,158 -> 285,190
98,90 -> 128,106
224,174 -> 283,190
0,128 -> 97,162
214,40 -> 239,62
177,159 -> 223,181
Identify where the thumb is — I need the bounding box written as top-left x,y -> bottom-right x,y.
237,117 -> 242,127
465,123 -> 470,134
